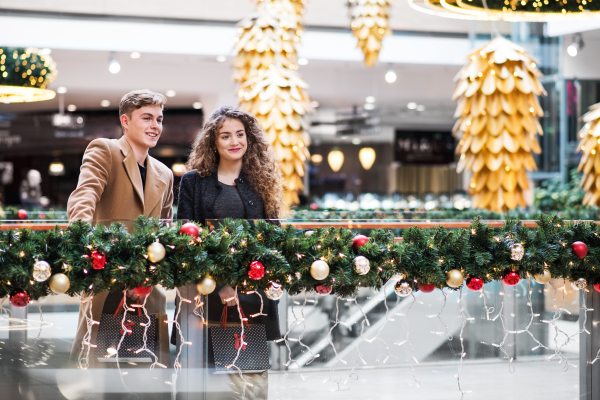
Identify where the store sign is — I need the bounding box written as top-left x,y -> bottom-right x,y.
395,130 -> 454,165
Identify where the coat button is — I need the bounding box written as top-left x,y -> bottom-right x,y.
248,200 -> 254,206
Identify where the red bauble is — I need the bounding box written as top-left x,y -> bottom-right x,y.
571,241 -> 588,259
310,203 -> 318,210
91,250 -> 106,270
594,283 -> 600,293
17,209 -> 28,220
502,271 -> 520,286
418,283 -> 436,293
180,222 -> 200,239
315,284 -> 332,295
352,235 -> 369,251
466,277 -> 484,291
10,290 -> 30,308
248,261 -> 265,280
133,286 -> 153,297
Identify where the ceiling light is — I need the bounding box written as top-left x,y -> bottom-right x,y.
171,162 -> 187,177
311,154 -> 323,165
57,87 -> 67,94
49,161 -> 65,176
67,104 -> 77,112
100,100 -> 110,107
193,102 -> 203,109
365,96 -> 376,103
407,102 -> 417,110
385,69 -> 397,83
166,90 -> 176,97
39,48 -> 52,55
416,105 -> 426,111
352,138 -> 362,145
358,147 -> 376,170
298,58 -> 309,65
567,33 -> 584,57
216,55 -> 227,62
130,52 -> 141,59
108,56 -> 121,74
311,100 -> 320,108
327,150 -> 344,172
364,103 -> 375,110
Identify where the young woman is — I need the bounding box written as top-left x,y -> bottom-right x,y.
176,106 -> 285,398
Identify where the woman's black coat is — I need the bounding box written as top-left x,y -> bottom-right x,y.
174,170 -> 281,342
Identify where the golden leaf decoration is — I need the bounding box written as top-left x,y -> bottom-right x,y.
236,0 -> 312,205
577,103 -> 600,206
349,0 -> 392,67
453,37 -> 546,212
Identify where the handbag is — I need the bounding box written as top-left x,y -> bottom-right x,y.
93,296 -> 168,365
208,305 -> 271,372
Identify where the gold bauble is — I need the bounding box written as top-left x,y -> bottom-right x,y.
533,269 -> 551,284
196,276 -> 216,295
49,273 -> 70,294
310,260 -> 330,281
147,241 -> 166,263
446,269 -> 464,288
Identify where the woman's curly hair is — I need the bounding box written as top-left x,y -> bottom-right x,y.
186,106 -> 285,219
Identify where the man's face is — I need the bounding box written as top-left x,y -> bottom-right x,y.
121,105 -> 163,150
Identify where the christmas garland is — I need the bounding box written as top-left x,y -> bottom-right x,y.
0,215 -> 599,307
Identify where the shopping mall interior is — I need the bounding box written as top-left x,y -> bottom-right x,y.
1,1 -> 600,399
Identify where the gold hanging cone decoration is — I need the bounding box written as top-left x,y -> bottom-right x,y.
349,0 -> 392,67
235,0 -> 312,205
576,104 -> 600,206
453,37 -> 546,212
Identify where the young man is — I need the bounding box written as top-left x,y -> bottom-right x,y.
67,89 -> 174,363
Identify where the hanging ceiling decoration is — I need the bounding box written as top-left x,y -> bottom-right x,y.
0,47 -> 57,103
235,0 -> 312,206
577,104 -> 600,206
348,0 -> 392,67
409,0 -> 600,21
453,37 -> 546,212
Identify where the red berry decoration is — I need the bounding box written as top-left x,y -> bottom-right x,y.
594,283 -> 600,293
466,277 -> 484,291
17,209 -> 28,220
418,283 -> 436,293
133,286 -> 153,297
180,222 -> 200,239
571,241 -> 588,259
248,261 -> 265,280
502,271 -> 520,286
352,235 -> 369,251
10,290 -> 30,308
315,284 -> 332,295
91,250 -> 107,270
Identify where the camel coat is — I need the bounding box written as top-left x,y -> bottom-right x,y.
67,135 -> 174,363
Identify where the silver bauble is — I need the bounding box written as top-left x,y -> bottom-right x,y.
354,256 -> 370,275
571,277 -> 588,291
310,260 -> 329,280
510,243 -> 525,261
394,280 -> 413,297
148,241 -> 166,263
265,282 -> 284,300
33,260 -> 51,282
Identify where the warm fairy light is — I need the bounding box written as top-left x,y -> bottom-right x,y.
19,251 -> 24,257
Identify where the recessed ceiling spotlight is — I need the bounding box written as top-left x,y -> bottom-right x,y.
216,55 -> 227,62
193,102 -> 203,109
311,100 -> 320,108
298,58 -> 309,65
385,68 -> 397,83
130,52 -> 141,59
365,96 -> 376,104
416,105 -> 426,111
67,104 -> 77,112
166,90 -> 176,97
407,102 -> 417,110
364,103 -> 376,110
100,100 -> 110,107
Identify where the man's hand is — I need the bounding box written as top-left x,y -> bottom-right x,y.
218,285 -> 237,307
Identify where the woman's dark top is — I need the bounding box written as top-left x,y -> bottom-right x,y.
214,183 -> 245,219
174,170 -> 281,342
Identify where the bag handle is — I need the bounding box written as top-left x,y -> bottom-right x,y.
220,304 -> 249,330
113,296 -> 142,319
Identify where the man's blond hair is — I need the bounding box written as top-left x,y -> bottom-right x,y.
119,89 -> 167,118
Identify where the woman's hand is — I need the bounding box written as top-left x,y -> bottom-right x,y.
219,285 -> 238,307
126,289 -> 148,303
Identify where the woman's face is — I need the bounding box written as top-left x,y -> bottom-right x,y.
215,118 -> 247,163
